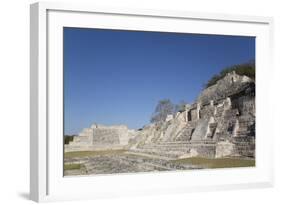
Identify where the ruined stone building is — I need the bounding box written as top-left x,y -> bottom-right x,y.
65,71 -> 255,159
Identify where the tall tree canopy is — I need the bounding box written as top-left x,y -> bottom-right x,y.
175,100 -> 188,113
150,99 -> 175,123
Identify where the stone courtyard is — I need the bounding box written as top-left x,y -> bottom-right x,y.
64,150 -> 203,176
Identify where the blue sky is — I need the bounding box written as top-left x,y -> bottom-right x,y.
64,27 -> 255,135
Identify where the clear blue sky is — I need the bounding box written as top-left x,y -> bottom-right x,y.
64,27 -> 255,135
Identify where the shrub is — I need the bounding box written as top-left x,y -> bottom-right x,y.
64,135 -> 75,145
205,60 -> 255,88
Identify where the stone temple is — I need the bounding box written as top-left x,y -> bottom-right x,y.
64,71 -> 255,175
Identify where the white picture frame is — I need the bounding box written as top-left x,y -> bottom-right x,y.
30,1 -> 274,202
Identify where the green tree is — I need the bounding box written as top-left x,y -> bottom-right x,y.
64,135 -> 75,145
175,100 -> 188,113
151,99 -> 175,123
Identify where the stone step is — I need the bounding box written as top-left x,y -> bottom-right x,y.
128,149 -> 180,159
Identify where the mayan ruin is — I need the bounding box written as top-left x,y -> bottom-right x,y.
64,71 -> 255,176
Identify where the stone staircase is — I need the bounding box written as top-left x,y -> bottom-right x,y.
174,126 -> 194,141
190,119 -> 209,141
230,137 -> 255,157
214,109 -> 239,141
206,122 -> 218,139
130,140 -> 217,159
130,143 -> 189,159
215,105 -> 224,118
234,116 -> 255,138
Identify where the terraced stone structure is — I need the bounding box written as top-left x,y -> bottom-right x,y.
65,124 -> 136,152
129,71 -> 255,159
64,71 -> 255,175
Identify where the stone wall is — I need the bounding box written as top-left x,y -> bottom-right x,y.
200,103 -> 215,120
92,128 -> 120,145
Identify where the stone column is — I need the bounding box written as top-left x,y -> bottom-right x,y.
197,103 -> 201,120
224,97 -> 232,110
232,119 -> 239,137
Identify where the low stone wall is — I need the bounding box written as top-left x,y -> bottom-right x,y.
64,145 -> 126,152
131,141 -> 217,159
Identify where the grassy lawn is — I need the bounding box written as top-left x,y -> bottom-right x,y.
64,149 -> 126,159
64,163 -> 88,175
172,157 -> 255,168
64,163 -> 82,170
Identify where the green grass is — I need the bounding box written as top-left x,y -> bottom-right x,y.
64,163 -> 82,170
64,149 -> 126,159
172,157 -> 255,168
